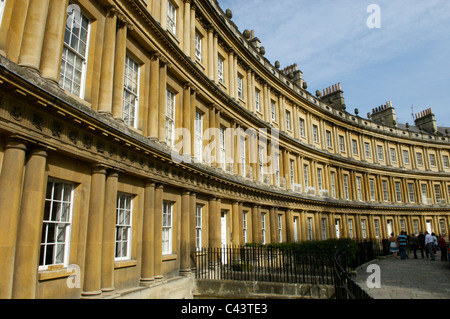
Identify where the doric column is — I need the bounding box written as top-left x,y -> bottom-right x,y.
215,107 -> 221,168
269,207 -> 277,244
18,0 -> 50,69
112,19 -> 130,119
40,0 -> 69,81
213,32 -> 218,82
82,164 -> 107,297
207,25 -> 214,80
0,137 -> 27,299
154,184 -> 164,280
231,201 -> 240,246
251,205 -> 259,243
285,209 -> 294,242
190,87 -> 197,158
98,6 -> 118,114
12,146 -> 48,299
180,190 -> 191,275
141,181 -> 156,285
183,0 -> 191,57
189,192 -> 197,259
148,53 -> 160,138
5,0 -> 29,63
208,197 -> 218,248
101,170 -> 119,292
228,49 -> 235,98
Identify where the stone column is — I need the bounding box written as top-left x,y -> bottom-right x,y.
251,205 -> 259,244
112,20 -> 129,119
269,207 -> 277,244
246,69 -> 253,112
228,50 -> 235,98
40,0 -> 69,81
189,192 -> 197,259
148,53 -> 160,138
0,0 -> 14,56
0,137 -> 27,299
98,6 -> 118,114
207,26 -> 214,80
183,0 -> 191,57
232,201 -> 240,246
286,209 -> 294,242
141,181 -> 156,285
154,184 -> 164,280
213,32 -> 218,82
5,0 -> 29,63
180,190 -> 191,275
18,0 -> 50,69
190,87 -> 197,158
101,170 -> 119,292
208,197 -> 218,248
12,146 -> 48,299
160,0 -> 168,30
82,164 -> 107,297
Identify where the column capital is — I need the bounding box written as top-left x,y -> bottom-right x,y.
104,5 -> 119,17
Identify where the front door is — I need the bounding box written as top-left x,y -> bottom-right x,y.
387,220 -> 393,236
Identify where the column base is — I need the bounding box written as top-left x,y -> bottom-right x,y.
179,269 -> 192,276
81,290 -> 102,298
139,278 -> 155,287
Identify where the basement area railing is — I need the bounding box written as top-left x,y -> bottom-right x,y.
192,239 -> 388,299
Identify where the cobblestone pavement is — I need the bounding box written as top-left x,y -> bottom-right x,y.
352,252 -> 450,299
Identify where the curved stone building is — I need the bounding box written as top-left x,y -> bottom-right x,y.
0,0 -> 448,299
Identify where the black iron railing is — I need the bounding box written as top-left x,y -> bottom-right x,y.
192,240 -> 388,299
193,245 -> 335,285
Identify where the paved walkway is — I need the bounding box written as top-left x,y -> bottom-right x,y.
352,252 -> 450,299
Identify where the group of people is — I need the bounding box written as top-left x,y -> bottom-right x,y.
389,231 -> 449,261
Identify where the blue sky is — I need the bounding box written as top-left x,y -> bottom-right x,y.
218,0 -> 450,127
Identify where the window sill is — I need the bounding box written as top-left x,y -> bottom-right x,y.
114,259 -> 137,269
162,254 -> 177,261
38,266 -> 73,281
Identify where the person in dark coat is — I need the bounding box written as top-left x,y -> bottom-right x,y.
417,231 -> 427,259
410,233 -> 419,259
437,233 -> 448,262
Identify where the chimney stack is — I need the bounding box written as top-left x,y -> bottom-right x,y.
321,83 -> 345,111
371,101 -> 398,127
414,108 -> 437,133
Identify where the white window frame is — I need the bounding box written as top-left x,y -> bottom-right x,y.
258,146 -> 264,182
290,159 -> 295,189
303,165 -> 309,188
395,181 -> 402,202
343,174 -> 349,200
390,148 -> 397,163
443,155 -> 449,168
429,154 -> 436,167
195,32 -> 202,62
243,212 -> 248,244
194,110 -> 203,161
403,150 -> 410,164
416,152 -> 423,166
361,219 -> 367,239
299,118 -> 305,136
408,183 -> 415,203
237,74 -> 243,100
352,139 -> 358,155
321,218 -> 327,240
218,56 -> 224,83
317,168 -> 323,190
275,153 -> 280,186
123,55 -> 140,128
115,193 -> 133,261
255,89 -> 260,112
0,0 -> 6,26
377,145 -> 384,161
278,215 -> 283,243
162,201 -> 173,255
195,205 -> 203,251
167,0 -> 177,35
271,101 -> 277,122
356,176 -> 362,201
326,130 -> 332,148
307,217 -> 313,241
220,127 -> 226,171
348,219 -> 354,239
434,184 -> 442,202
261,214 -> 266,245
40,180 -> 74,270
165,89 -> 176,147
339,135 -> 345,152
374,219 -> 380,238
313,125 -> 319,143
60,4 -> 91,98
369,179 -> 376,201
286,110 -> 291,131
240,136 -> 246,177
330,172 -> 336,198
382,180 -> 389,202
364,142 -> 371,158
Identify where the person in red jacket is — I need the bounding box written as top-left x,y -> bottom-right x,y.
437,233 -> 448,262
